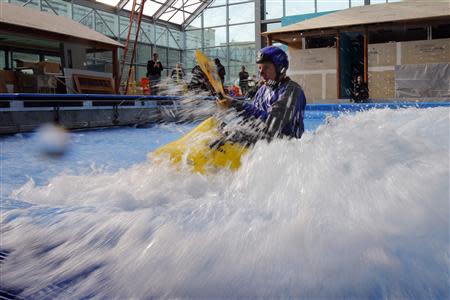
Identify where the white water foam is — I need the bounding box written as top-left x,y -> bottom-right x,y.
1,107 -> 449,298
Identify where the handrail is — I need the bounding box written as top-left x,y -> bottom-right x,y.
0,93 -> 184,102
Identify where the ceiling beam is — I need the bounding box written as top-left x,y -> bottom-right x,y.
182,0 -> 212,30
153,0 -> 176,19
116,0 -> 130,11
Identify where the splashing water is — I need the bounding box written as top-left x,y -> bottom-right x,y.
1,107 -> 449,298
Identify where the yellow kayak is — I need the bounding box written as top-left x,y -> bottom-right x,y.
152,117 -> 248,173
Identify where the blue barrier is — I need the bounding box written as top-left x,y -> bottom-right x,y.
0,93 -> 448,110
306,102 -> 450,111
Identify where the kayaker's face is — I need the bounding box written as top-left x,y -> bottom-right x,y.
258,62 -> 276,82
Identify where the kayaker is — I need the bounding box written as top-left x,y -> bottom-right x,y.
217,46 -> 307,144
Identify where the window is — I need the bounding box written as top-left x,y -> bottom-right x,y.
351,0 -> 365,7
368,27 -> 427,44
266,22 -> 281,32
155,46 -> 168,77
184,50 -> 197,70
203,6 -> 227,27
432,24 -> 450,39
10,0 -> 39,9
137,44 -> 152,64
155,26 -> 168,47
186,30 -> 203,49
140,23 -> 154,44
0,51 -> 6,70
229,24 -> 255,43
44,56 -> 62,64
169,29 -> 183,49
305,36 -> 336,49
41,0 -> 70,17
285,0 -> 315,16
96,10 -> 118,37
73,4 -> 94,29
264,0 -> 283,20
187,14 -> 202,30
168,49 -> 181,69
228,2 -> 255,24
203,47 -> 227,65
204,27 -> 227,47
228,0 -> 251,4
229,44 -> 255,67
210,0 -> 226,7
317,0 -> 349,12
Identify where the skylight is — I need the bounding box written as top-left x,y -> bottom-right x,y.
94,0 -> 211,26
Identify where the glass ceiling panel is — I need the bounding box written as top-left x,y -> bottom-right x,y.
95,0 -> 121,6
109,0 -> 209,26
170,11 -> 186,24
123,0 -> 162,16
185,2 -> 202,13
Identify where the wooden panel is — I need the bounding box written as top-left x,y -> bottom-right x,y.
326,73 -> 337,100
368,43 -> 396,67
289,47 -> 336,71
73,74 -> 115,94
291,74 -> 322,103
401,38 -> 450,65
368,70 -> 395,99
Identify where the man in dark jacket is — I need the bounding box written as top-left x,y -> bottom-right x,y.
147,52 -> 164,95
238,65 -> 250,96
214,58 -> 226,85
217,46 -> 306,144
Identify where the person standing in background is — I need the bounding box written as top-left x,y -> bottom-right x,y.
171,63 -> 185,82
351,74 -> 369,103
147,52 -> 164,95
238,65 -> 249,96
214,58 -> 226,85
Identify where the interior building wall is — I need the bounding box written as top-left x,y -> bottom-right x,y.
288,46 -> 338,103
368,38 -> 450,99
288,37 -> 450,102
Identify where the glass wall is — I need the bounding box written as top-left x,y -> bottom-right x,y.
263,0 -> 404,19
182,0 -> 403,84
184,0 -> 256,84
3,0 -> 405,86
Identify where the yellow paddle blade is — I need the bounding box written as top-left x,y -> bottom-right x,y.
195,49 -> 225,96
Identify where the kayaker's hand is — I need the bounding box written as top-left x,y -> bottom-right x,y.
216,93 -> 233,109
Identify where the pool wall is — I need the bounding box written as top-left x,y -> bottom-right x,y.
0,94 -> 179,134
0,93 -> 449,134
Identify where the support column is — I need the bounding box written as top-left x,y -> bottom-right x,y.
112,48 -> 120,94
336,31 -> 341,99
255,0 -> 262,51
427,26 -> 432,40
267,36 -> 272,46
364,27 -> 369,83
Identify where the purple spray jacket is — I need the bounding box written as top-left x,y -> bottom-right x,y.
240,77 -> 306,140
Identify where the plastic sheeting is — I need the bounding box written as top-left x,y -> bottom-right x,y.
395,63 -> 450,98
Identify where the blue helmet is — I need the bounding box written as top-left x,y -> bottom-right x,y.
256,46 -> 289,74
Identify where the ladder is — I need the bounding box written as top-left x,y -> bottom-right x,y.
119,0 -> 147,94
